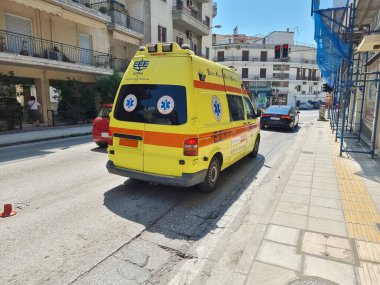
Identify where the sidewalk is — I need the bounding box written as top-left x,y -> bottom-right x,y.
0,124 -> 92,147
244,120 -> 380,285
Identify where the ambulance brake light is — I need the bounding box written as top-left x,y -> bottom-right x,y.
184,138 -> 198,156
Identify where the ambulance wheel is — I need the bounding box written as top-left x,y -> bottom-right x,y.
249,136 -> 260,158
199,157 -> 221,193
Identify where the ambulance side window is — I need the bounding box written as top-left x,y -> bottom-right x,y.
243,97 -> 257,119
227,94 -> 245,122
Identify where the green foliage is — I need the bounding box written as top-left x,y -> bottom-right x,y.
94,71 -> 122,104
51,78 -> 96,124
0,71 -> 33,98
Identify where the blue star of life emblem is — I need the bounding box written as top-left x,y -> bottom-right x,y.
161,99 -> 171,111
133,60 -> 149,72
126,98 -> 134,108
212,96 -> 222,121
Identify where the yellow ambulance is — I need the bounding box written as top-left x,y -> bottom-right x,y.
106,43 -> 260,192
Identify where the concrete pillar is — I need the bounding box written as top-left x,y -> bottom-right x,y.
34,78 -> 49,124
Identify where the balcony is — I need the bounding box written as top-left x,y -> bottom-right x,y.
212,2 -> 217,18
91,2 -> 144,38
0,30 -> 112,75
110,58 -> 130,73
172,6 -> 209,37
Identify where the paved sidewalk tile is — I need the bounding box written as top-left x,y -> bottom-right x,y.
308,217 -> 348,237
304,255 -> 356,285
311,188 -> 341,199
309,205 -> 345,222
256,241 -> 301,271
292,170 -> 313,176
284,186 -> 311,196
312,176 -> 338,185
310,196 -> 343,209
281,192 -> 310,205
277,201 -> 309,216
272,211 -> 307,229
246,262 -> 297,285
312,181 -> 339,191
287,179 -> 312,188
265,225 -> 300,246
289,175 -> 313,182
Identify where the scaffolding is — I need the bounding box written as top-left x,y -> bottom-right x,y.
312,0 -> 380,158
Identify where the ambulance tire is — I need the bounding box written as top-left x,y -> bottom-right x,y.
249,136 -> 260,158
199,156 -> 221,193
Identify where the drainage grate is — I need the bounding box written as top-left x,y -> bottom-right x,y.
287,277 -> 339,285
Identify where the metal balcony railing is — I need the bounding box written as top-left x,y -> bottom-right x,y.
172,6 -> 210,28
0,30 -> 111,68
110,58 -> 130,72
91,1 -> 144,34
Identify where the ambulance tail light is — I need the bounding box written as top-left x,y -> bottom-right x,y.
108,130 -> 113,146
184,138 -> 198,156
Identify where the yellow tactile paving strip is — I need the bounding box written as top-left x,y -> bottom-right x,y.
330,138 -> 380,243
329,136 -> 380,284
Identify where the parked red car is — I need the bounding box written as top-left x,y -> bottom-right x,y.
92,104 -> 112,147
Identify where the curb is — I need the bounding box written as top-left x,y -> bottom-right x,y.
0,132 -> 92,148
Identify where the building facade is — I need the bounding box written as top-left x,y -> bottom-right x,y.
145,0 -> 216,58
212,31 -> 323,108
0,0 -> 144,126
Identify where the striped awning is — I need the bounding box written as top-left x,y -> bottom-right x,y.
112,31 -> 140,46
9,0 -> 62,14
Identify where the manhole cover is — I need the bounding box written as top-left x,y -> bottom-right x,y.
287,277 -> 339,285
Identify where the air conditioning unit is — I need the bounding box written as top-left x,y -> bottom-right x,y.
186,30 -> 193,39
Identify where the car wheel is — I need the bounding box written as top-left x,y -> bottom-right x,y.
289,124 -> 295,132
198,156 -> 221,193
96,141 -> 108,147
249,136 -> 260,158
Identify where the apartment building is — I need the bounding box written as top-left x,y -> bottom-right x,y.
0,0 -> 144,124
144,0 -> 216,58
212,31 -> 323,107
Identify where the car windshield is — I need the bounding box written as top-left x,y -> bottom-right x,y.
114,84 -> 187,125
265,106 -> 290,115
98,107 -> 112,118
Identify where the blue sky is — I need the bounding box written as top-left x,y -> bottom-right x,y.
213,0 -> 325,45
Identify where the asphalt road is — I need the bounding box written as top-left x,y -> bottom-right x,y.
0,110 -> 319,285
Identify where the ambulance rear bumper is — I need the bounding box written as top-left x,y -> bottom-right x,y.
106,160 -> 207,187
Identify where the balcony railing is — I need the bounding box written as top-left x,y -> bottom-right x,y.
172,6 -> 209,36
110,58 -> 130,73
0,30 -> 111,68
91,2 -> 144,35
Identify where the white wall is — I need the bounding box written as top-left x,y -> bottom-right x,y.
150,0 -> 173,42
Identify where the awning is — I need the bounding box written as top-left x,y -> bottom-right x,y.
9,0 -> 62,14
112,31 -> 140,46
60,10 -> 106,29
357,34 -> 380,52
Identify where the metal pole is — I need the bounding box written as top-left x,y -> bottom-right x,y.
336,62 -> 344,141
371,74 -> 380,158
350,53 -> 360,133
358,52 -> 369,142
340,1 -> 356,156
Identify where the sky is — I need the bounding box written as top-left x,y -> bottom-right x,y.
212,0 -> 329,45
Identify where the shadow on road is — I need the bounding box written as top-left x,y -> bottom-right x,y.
261,125 -> 301,133
103,154 -> 265,242
0,136 -> 92,164
90,147 -> 107,154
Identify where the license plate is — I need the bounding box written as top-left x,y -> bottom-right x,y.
101,132 -> 109,138
271,117 -> 280,120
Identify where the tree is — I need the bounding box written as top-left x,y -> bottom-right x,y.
94,71 -> 122,104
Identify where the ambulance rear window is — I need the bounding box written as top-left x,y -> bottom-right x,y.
114,84 -> 187,125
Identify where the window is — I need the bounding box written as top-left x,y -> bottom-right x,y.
243,97 -> 256,119
217,51 -> 224,62
176,36 -> 183,47
260,51 -> 267,62
158,25 -> 167,42
227,95 -> 245,121
242,50 -> 249,61
242,68 -> 248,79
114,84 -> 187,125
205,47 -> 210,59
260,68 -> 266,78
205,16 -> 210,27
